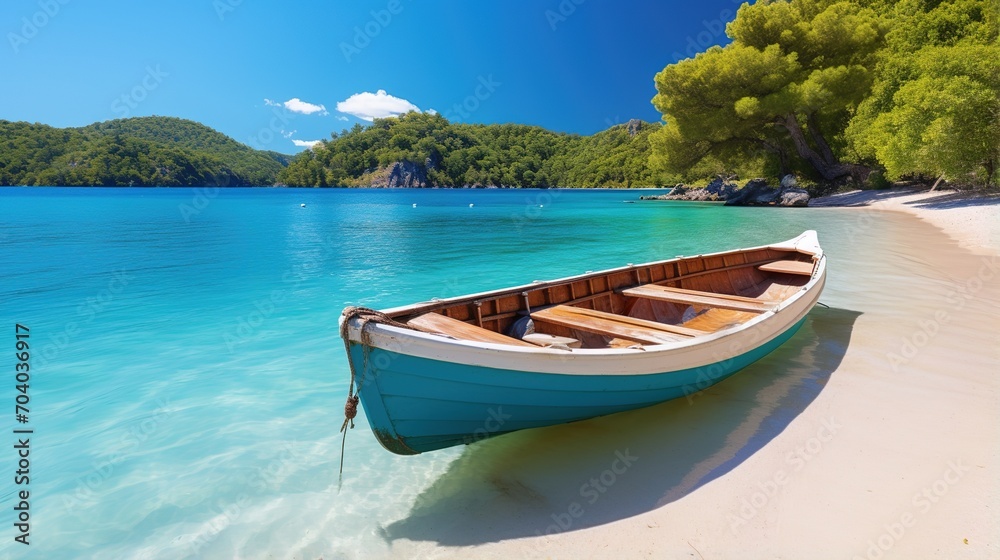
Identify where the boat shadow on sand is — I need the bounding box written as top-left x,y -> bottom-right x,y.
380,305 -> 861,546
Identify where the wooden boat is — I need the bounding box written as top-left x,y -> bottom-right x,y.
339,231 -> 826,455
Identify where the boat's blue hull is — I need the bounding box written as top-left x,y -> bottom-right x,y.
349,316 -> 808,454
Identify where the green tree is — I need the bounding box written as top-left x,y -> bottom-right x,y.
847,0 -> 999,186
651,0 -> 887,182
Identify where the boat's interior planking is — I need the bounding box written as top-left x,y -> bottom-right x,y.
396,247 -> 817,350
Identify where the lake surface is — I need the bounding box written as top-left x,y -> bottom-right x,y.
0,187 -> 989,558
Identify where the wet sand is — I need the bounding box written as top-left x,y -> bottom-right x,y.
382,199 -> 1000,559
811,187 -> 1000,254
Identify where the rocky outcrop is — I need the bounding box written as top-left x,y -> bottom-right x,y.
366,160 -> 427,188
626,119 -> 643,138
641,177 -> 811,207
779,189 -> 810,207
724,178 -> 773,206
640,178 -> 739,202
724,178 -> 810,207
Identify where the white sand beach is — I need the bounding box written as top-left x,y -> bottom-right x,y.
811,187 -> 1000,254
380,188 -> 1000,560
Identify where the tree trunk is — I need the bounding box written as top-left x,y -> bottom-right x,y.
806,112 -> 838,166
777,113 -> 868,182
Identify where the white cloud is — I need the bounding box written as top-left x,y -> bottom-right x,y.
263,98 -> 328,115
292,139 -> 322,149
281,129 -> 296,139
336,90 -> 419,121
284,98 -> 328,115
336,115 -> 349,121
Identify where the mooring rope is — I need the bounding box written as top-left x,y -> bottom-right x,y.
337,306 -> 410,489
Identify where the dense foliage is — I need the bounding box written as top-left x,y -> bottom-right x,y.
847,0 -> 999,186
651,0 -> 999,188
0,117 -> 286,186
279,112 -> 663,188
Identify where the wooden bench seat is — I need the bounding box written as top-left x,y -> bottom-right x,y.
621,284 -> 776,313
758,260 -> 814,276
522,333 -> 582,348
407,313 -> 535,347
530,305 -> 706,346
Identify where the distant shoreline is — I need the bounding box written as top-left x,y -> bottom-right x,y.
0,185 -> 674,191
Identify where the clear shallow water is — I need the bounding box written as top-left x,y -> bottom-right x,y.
0,187 -> 992,559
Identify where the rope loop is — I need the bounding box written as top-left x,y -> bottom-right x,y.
338,306 -> 410,483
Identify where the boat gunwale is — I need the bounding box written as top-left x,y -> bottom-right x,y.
372,231 -> 823,320
349,259 -> 823,358
341,232 -> 826,362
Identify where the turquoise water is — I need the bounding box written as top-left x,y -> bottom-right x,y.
0,187 -> 917,558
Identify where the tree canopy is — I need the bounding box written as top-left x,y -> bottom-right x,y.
847,0 -> 999,185
651,0 -> 999,188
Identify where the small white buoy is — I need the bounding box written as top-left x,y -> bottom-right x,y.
469,203 -> 474,208
300,203 -> 306,208
412,203 -> 417,208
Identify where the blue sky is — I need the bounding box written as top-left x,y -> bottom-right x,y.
1,0 -> 742,153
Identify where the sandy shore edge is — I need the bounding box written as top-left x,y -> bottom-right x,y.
811,187 -> 1000,254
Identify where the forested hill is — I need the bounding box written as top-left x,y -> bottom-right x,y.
279,113 -> 663,188
2,113 -> 662,188
0,117 -> 287,186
